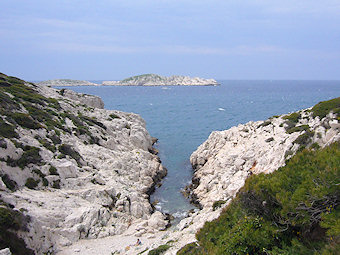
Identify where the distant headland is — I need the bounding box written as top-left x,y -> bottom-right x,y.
38,74 -> 219,86
37,79 -> 99,86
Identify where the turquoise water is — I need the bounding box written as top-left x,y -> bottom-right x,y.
57,80 -> 340,217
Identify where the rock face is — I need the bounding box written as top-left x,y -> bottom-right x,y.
102,74 -> 219,86
190,107 -> 340,209
37,79 -> 99,86
62,89 -> 104,109
0,73 -> 167,254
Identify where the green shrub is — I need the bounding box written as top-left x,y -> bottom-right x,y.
0,118 -> 18,138
293,130 -> 314,148
1,174 -> 17,191
0,202 -> 35,255
52,180 -> 60,189
286,124 -> 310,134
58,144 -> 82,165
32,169 -> 45,178
177,242 -> 203,255
265,137 -> 274,142
42,178 -> 49,186
283,112 -> 301,123
37,137 -> 56,152
0,138 -> 7,148
257,120 -> 271,128
190,142 -> 340,255
110,113 -> 121,119
16,146 -> 42,169
212,200 -> 226,211
49,166 -> 59,175
25,178 -> 39,189
148,244 -> 171,255
9,112 -> 41,129
312,97 -> 340,119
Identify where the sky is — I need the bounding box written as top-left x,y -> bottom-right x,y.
1,0 -> 340,80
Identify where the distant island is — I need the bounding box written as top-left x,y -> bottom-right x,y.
103,74 -> 219,86
37,74 -> 219,87
37,79 -> 99,86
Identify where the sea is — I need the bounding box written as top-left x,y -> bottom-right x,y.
55,80 -> 340,220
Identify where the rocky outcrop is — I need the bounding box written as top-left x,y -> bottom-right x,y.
0,73 -> 168,254
190,106 -> 340,209
37,79 -> 99,86
102,74 -> 219,86
53,99 -> 340,255
61,89 -> 104,109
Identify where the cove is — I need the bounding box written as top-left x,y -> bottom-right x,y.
57,80 -> 340,219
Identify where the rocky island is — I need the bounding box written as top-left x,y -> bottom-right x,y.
102,74 -> 219,86
37,79 -> 99,86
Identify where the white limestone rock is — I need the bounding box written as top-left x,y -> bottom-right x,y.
0,79 -> 167,254
190,108 -> 340,210
0,248 -> 11,255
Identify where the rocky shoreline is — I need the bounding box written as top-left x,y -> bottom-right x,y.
0,73 -> 170,254
1,73 -> 339,254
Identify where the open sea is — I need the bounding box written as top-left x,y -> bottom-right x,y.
56,80 -> 340,219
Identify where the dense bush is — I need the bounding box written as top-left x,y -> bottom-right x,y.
286,124 -> 310,134
0,118 -> 18,138
58,144 -> 82,165
0,203 -> 34,254
1,174 -> 17,191
17,146 -> 42,169
9,112 -> 41,129
283,112 -> 301,123
148,244 -> 171,255
312,97 -> 340,119
179,142 -> 340,255
25,178 -> 39,189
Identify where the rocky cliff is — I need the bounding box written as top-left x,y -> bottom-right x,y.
190,98 -> 340,209
102,74 -> 219,86
0,73 -> 168,254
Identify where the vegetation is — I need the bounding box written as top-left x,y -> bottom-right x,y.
25,178 -> 39,189
1,174 -> 17,191
311,97 -> 340,119
0,117 -> 18,138
212,200 -> 227,211
282,112 -> 301,123
178,142 -> 340,254
148,244 -> 171,255
286,124 -> 310,134
177,242 -> 202,255
257,120 -> 271,128
109,113 -> 121,119
0,202 -> 34,254
58,144 -> 83,166
52,180 -> 61,189
49,166 -> 59,175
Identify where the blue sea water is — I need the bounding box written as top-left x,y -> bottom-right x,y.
57,80 -> 340,218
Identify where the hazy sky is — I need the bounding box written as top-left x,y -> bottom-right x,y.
1,0 -> 340,80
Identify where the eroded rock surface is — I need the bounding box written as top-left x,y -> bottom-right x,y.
190,109 -> 340,209
0,74 -> 167,254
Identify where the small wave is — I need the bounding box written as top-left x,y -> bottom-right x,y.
218,108 -> 226,111
172,211 -> 189,218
